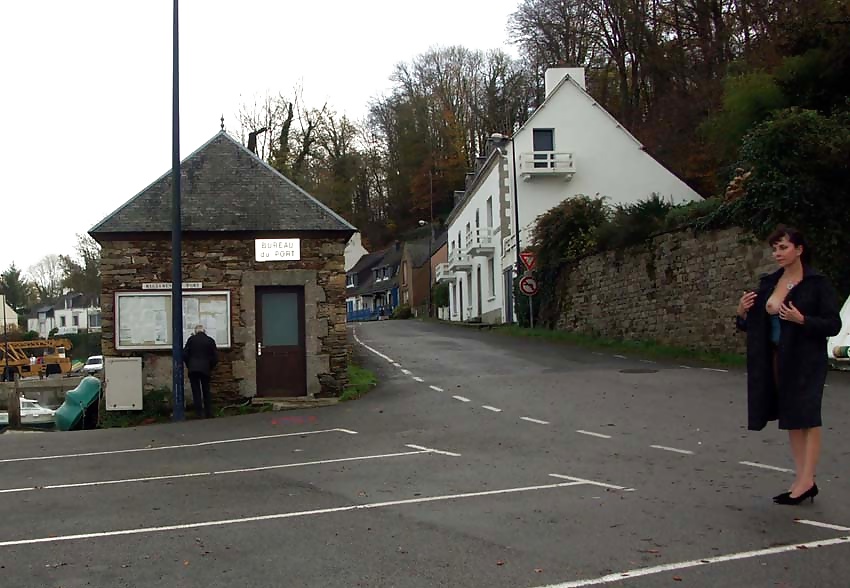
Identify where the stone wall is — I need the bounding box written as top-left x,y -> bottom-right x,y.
551,227 -> 776,353
99,235 -> 348,403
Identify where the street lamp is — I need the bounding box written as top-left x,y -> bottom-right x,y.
2,293 -> 8,382
418,219 -> 433,318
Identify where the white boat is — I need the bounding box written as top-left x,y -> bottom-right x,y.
0,397 -> 57,429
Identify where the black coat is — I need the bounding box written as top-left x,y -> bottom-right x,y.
182,332 -> 219,376
736,265 -> 842,431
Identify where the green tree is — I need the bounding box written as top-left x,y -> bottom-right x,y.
59,234 -> 102,301
0,263 -> 33,312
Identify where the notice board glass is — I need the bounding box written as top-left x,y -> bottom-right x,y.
114,290 -> 231,350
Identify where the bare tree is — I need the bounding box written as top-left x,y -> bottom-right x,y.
28,254 -> 63,303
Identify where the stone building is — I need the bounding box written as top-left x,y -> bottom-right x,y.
89,131 -> 355,404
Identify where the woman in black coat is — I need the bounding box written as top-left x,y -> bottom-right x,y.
736,226 -> 841,505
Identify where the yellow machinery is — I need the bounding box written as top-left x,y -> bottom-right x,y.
0,338 -> 74,380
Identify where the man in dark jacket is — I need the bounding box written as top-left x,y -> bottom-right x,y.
182,324 -> 218,418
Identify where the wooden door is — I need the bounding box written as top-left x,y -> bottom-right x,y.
256,286 -> 306,397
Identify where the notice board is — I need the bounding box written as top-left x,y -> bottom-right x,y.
114,290 -> 231,350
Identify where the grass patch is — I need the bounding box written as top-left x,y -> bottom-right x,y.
492,325 -> 745,367
341,363 -> 378,401
98,386 -> 173,428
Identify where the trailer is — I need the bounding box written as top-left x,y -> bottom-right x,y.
0,338 -> 74,381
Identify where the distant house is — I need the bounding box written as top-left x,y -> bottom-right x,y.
1,295 -> 18,330
438,66 -> 702,324
53,292 -> 102,336
400,231 -> 447,317
27,306 -> 56,339
345,232 -> 368,272
346,244 -> 402,321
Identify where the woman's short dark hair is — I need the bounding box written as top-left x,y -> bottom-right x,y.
768,225 -> 811,263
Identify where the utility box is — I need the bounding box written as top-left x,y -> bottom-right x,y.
104,357 -> 143,411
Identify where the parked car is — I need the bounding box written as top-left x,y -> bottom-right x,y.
82,355 -> 104,374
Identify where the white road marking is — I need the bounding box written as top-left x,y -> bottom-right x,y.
481,405 -> 502,413
739,461 -> 794,473
797,520 -> 850,532
404,444 -> 462,457
452,395 -> 471,402
533,536 -> 850,587
702,367 -> 729,373
429,386 -> 444,392
0,480 -> 587,547
401,369 -> 413,375
413,377 -> 425,382
521,417 -> 550,425
639,359 -> 656,364
650,445 -> 694,455
592,352 -> 604,356
351,330 -> 394,363
576,430 -> 612,439
0,429 -> 357,465
0,449 -> 432,495
679,365 -> 693,369
613,355 -> 627,359
548,474 -> 633,492
392,363 -> 402,368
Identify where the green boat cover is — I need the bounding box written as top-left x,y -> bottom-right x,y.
55,377 -> 101,431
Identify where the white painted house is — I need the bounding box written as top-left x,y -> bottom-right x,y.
345,232 -> 368,272
438,67 -> 703,324
1,295 -> 18,330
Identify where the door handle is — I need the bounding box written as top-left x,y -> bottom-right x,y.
257,342 -> 262,356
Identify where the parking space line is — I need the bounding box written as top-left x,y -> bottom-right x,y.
429,386 -> 444,392
533,536 -> 850,587
404,444 -> 462,457
0,479 -> 587,548
548,474 -> 633,492
576,430 -> 612,439
453,395 -> 471,402
521,417 -> 549,425
650,445 -> 694,455
739,461 -> 794,473
482,405 -> 502,413
0,429 -> 357,465
0,448 -> 435,495
797,520 -> 850,532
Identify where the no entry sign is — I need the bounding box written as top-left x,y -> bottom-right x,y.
519,275 -> 539,297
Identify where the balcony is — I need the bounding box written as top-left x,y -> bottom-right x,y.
518,151 -> 576,181
465,228 -> 496,257
447,251 -> 473,272
435,263 -> 456,283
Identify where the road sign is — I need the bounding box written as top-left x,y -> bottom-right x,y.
520,251 -> 537,272
519,275 -> 539,297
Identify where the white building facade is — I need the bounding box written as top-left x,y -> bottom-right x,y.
438,67 -> 703,324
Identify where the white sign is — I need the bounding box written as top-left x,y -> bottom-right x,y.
255,238 -> 301,262
142,282 -> 203,290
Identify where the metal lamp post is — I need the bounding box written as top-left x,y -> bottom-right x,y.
428,170 -> 434,318
170,0 -> 185,420
2,294 -> 8,381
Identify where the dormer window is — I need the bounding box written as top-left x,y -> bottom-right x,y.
346,274 -> 356,288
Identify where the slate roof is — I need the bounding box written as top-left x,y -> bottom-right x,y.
350,245 -> 403,297
90,131 -> 356,236
405,238 -> 432,269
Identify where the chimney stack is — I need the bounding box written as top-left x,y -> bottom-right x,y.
544,66 -> 586,98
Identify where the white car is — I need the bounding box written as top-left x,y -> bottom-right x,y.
82,355 -> 104,374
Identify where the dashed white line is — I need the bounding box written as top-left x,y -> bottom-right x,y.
797,520 -> 850,532
481,405 -> 502,413
404,444 -> 462,457
576,430 -> 612,439
0,480 -> 586,548
650,444 -> 694,455
401,369 -> 413,375
535,536 -> 850,588
392,363 -> 402,368
0,429 -> 357,465
548,474 -> 633,492
679,365 -> 693,369
613,354 -> 627,359
429,386 -> 444,392
452,395 -> 471,402
352,330 -> 394,363
702,367 -> 729,373
521,417 -> 550,425
739,461 -> 794,473
413,377 -> 425,382
639,359 -> 656,364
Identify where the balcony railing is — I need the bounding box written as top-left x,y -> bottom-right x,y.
447,251 -> 473,272
464,227 -> 496,257
435,263 -> 456,282
518,151 -> 576,180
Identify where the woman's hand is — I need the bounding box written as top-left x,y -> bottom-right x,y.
779,301 -> 805,325
737,291 -> 757,318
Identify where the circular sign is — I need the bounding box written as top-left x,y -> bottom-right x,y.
519,275 -> 539,296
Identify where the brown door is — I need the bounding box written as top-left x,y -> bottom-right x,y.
256,286 -> 306,397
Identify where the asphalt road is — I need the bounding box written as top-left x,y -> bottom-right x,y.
2,319 -> 849,588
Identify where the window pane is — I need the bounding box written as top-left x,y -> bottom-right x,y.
533,129 -> 554,151
261,292 -> 299,346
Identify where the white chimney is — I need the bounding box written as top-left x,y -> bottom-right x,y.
544,67 -> 586,98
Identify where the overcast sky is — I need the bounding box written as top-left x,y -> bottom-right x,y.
1,0 -> 520,276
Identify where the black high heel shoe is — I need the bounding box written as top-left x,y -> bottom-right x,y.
774,484 -> 818,505
772,491 -> 791,502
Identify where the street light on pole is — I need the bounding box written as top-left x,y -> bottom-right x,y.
170,0 -> 185,421
2,293 -> 9,382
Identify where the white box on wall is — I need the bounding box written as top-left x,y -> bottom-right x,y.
105,357 -> 143,411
